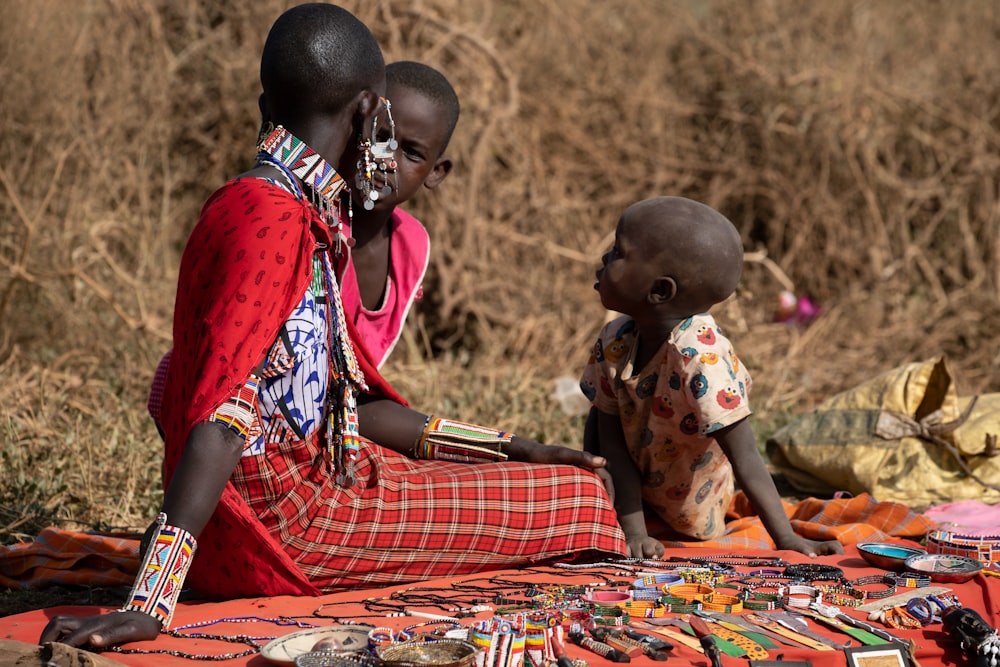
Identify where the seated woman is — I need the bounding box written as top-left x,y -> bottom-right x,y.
41,2 -> 624,651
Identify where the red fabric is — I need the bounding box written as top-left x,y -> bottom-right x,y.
160,178 -> 405,599
3,545 -> 998,667
146,349 -> 171,429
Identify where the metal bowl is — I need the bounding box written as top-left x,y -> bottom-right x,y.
857,542 -> 927,571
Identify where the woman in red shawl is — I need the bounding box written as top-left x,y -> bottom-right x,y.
41,2 -> 624,650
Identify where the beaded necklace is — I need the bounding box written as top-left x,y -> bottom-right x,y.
256,126 -> 366,486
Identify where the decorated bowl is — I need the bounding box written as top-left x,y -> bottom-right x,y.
904,553 -> 983,583
857,542 -> 927,571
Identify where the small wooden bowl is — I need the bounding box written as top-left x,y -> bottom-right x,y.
857,542 -> 927,571
904,553 -> 983,583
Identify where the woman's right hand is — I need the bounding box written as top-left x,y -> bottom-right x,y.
39,610 -> 160,649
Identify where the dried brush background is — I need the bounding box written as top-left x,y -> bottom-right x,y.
1,0 -> 998,547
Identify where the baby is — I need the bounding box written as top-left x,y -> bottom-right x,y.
581,196 -> 843,558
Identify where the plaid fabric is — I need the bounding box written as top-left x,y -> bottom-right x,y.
0,527 -> 139,590
232,437 -> 626,590
656,492 -> 935,550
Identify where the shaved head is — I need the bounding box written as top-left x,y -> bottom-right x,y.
629,196 -> 744,311
260,3 -> 384,127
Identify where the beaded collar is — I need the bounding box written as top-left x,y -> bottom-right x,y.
258,125 -> 352,256
259,125 -> 346,203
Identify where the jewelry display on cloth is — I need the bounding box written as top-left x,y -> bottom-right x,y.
104,557 -> 993,665
356,97 -> 398,210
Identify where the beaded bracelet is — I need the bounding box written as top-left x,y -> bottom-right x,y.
883,606 -> 923,630
634,573 -> 684,589
816,582 -> 866,607
674,567 -> 726,585
665,582 -> 714,602
783,563 -> 844,582
742,592 -> 780,611
896,572 -> 931,588
850,574 -> 897,600
122,513 -> 197,629
749,568 -> 785,578
782,584 -> 820,608
904,597 -> 938,626
413,417 -> 511,463
660,596 -> 703,614
702,593 -> 743,613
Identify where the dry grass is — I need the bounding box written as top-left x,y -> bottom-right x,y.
1,0 -> 999,549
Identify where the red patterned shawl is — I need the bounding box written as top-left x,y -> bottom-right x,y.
160,177 -> 405,598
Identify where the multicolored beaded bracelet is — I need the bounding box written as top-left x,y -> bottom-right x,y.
896,572 -> 931,588
816,583 -> 866,607
633,573 -> 684,589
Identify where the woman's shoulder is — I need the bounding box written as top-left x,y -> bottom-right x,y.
202,175 -> 299,211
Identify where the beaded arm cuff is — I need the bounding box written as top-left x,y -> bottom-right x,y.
122,513 -> 197,629
413,417 -> 511,463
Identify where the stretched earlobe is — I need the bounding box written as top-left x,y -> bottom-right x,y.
648,276 -> 677,304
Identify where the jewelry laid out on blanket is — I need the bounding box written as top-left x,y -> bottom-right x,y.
116,557 -> 994,664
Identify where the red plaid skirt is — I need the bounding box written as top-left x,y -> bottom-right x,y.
231,436 -> 626,590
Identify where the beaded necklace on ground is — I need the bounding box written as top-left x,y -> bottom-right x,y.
256,126 -> 367,486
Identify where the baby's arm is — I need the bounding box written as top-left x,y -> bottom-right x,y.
714,418 -> 842,557
596,410 -> 665,558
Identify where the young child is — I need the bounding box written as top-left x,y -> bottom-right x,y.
339,60 -> 459,367
147,61 -> 459,433
580,196 -> 843,558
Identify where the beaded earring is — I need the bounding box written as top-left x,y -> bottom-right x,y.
355,97 -> 398,210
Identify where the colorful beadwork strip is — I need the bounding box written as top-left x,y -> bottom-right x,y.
927,529 -> 1000,564
415,417 -> 511,463
122,513 -> 197,629
208,375 -> 262,443
259,126 -> 346,203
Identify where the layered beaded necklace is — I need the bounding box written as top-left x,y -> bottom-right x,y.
256,125 -> 367,486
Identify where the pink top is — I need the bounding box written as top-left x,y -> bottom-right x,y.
339,208 -> 430,368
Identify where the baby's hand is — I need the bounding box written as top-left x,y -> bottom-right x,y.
775,535 -> 843,557
626,535 -> 665,558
